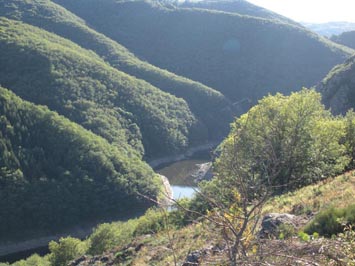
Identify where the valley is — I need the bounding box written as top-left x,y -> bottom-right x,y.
1,0 -> 355,265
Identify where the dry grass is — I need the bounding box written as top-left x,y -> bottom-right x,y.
72,172 -> 355,265
263,171 -> 355,216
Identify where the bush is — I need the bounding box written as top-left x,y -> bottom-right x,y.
215,89 -> 349,198
134,209 -> 166,236
11,254 -> 50,266
304,205 -> 355,237
49,237 -> 88,266
88,221 -> 137,255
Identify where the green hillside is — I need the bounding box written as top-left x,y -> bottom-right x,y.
0,86 -> 160,240
0,18 -> 205,158
55,0 -> 354,104
318,55 -> 355,114
0,0 -> 233,142
179,0 -> 299,26
331,30 -> 355,49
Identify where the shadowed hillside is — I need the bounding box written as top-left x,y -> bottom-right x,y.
317,55 -> 355,114
331,30 -> 355,49
0,18 -> 205,158
179,0 -> 299,26
0,0 -> 234,143
0,86 -> 159,240
54,0 -> 353,104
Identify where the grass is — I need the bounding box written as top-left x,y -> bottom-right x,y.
82,171 -> 355,265
263,171 -> 355,216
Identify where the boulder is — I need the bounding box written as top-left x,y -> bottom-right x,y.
193,162 -> 213,183
259,213 -> 299,238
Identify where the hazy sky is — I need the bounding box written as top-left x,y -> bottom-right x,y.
246,0 -> 355,23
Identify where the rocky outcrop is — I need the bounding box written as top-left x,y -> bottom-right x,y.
193,162 -> 213,183
158,174 -> 173,206
259,213 -> 307,239
182,245 -> 224,266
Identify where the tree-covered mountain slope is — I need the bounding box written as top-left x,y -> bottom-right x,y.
0,18 -> 212,158
179,0 -> 299,26
0,86 -> 160,240
0,0 -> 233,142
331,31 -> 355,50
54,0 -> 354,104
317,55 -> 355,115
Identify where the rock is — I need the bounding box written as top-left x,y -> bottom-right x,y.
183,250 -> 205,265
193,162 -> 213,183
68,256 -> 88,266
259,213 -> 299,238
158,174 -> 173,206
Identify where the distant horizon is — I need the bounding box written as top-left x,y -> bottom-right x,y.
242,0 -> 355,23
178,0 -> 355,23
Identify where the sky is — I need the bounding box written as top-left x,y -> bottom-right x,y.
245,0 -> 355,23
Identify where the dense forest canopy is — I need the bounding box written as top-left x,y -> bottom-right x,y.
0,86 -> 160,240
0,18 -> 202,158
0,0 -> 234,142
55,0 -> 353,103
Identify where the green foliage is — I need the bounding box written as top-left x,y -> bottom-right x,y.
11,254 -> 50,266
88,221 -> 137,255
49,237 -> 88,266
0,87 -> 159,240
55,0 -> 352,104
304,205 -> 355,237
133,209 -> 166,236
277,223 -> 296,240
215,89 -> 348,196
298,231 -> 311,242
318,55 -> 355,115
88,207 -> 188,255
0,0 -> 233,143
0,17 -> 200,158
344,110 -> 355,168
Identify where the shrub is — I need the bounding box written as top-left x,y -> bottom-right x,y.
277,223 -> 296,239
49,237 -> 88,266
11,254 -> 50,266
304,205 -> 355,237
88,220 -> 138,255
134,209 -> 166,236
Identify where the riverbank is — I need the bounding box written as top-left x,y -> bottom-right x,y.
0,143 -> 217,262
0,208 -> 146,262
148,142 -> 218,169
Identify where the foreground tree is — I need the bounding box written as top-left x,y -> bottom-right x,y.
193,89 -> 349,265
216,88 -> 348,195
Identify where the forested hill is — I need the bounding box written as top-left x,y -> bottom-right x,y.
0,18 -> 207,159
317,55 -> 355,115
0,86 -> 159,240
55,0 -> 353,103
179,0 -> 299,26
331,31 -> 355,50
0,0 -> 233,143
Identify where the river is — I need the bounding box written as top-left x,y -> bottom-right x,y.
0,147 -> 213,264
156,158 -> 209,200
